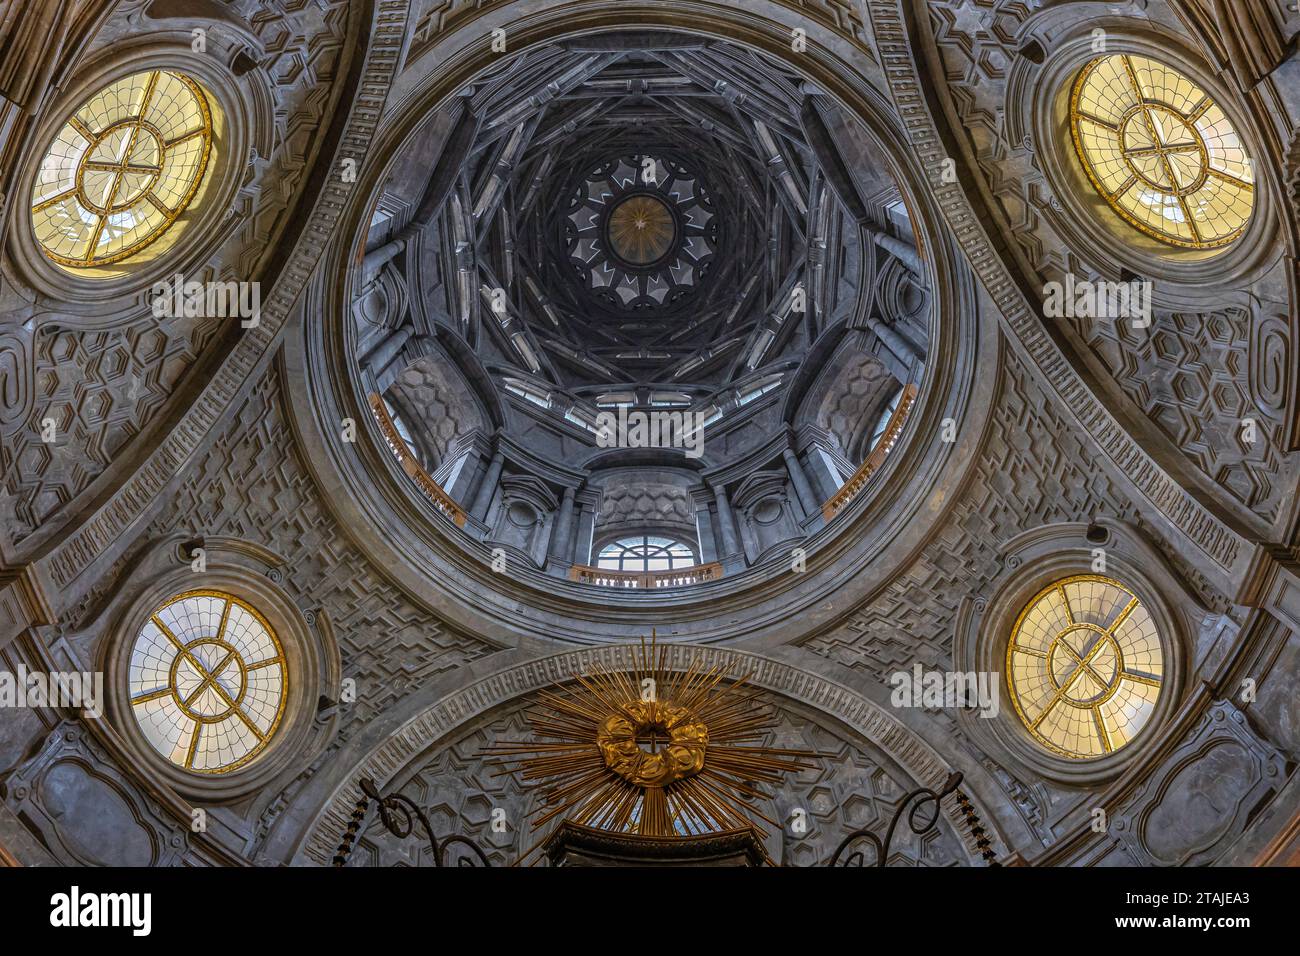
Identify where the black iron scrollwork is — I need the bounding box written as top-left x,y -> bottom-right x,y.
332,777 -> 491,867
828,771 -> 997,867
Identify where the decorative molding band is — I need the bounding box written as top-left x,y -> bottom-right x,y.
35,0 -> 411,600
864,0 -> 1243,576
300,643 -> 1003,866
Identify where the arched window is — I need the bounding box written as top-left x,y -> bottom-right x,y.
597,535 -> 696,573
1070,54 -> 1253,248
1006,575 -> 1163,759
128,590 -> 286,774
32,69 -> 215,268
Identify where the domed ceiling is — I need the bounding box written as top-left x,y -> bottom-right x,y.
358,37 -> 928,433
6,0 -> 1299,880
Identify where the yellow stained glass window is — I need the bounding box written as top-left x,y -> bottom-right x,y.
1007,575 -> 1163,759
31,69 -> 214,268
1070,55 -> 1253,248
129,591 -> 286,774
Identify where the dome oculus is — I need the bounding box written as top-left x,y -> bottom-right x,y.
1070,54 -> 1253,248
31,69 -> 215,268
1006,575 -> 1163,759
128,590 -> 286,774
565,153 -> 715,310
606,194 -> 677,265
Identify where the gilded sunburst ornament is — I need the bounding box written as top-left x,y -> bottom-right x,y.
486,638 -> 817,842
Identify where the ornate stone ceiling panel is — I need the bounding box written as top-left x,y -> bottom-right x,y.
3,0 -> 1298,876
0,0 -> 359,554
914,0 -> 1299,535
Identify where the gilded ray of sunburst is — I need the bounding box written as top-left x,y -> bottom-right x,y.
606,194 -> 676,265
485,635 -> 818,841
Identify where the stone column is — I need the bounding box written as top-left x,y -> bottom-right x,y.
803,444 -> 843,502
362,237 -> 406,277
782,448 -> 818,515
470,450 -> 505,521
866,316 -> 921,368
359,326 -> 412,375
572,491 -> 599,565
549,486 -> 577,563
712,484 -> 741,558
872,231 -> 923,278
440,444 -> 480,505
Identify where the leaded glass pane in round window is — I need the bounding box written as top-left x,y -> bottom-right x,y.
1070,55 -> 1253,248
128,590 -> 286,774
1006,575 -> 1163,759
31,70 -> 215,267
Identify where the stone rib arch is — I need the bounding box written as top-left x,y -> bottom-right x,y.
295,643 -> 1011,867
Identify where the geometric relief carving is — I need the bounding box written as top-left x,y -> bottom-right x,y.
801,347 -> 1172,843
341,707 -> 536,868
407,0 -> 877,68
140,366 -> 498,847
803,348 -> 1135,690
0,0 -> 354,545
764,709 -> 963,867
595,480 -> 695,541
301,643 -> 994,865
1111,701 -> 1287,866
1070,305 -> 1296,522
866,0 -> 1244,573
0,317 -> 224,542
787,0 -> 878,57
38,2 -> 406,597
407,0 -> 507,66
918,0 -> 1296,524
388,353 -> 484,467
812,351 -> 896,455
1250,311 -> 1291,421
2,722 -> 191,866
0,330 -> 33,429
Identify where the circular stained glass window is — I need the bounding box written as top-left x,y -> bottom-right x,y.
129,590 -> 286,774
31,69 -> 214,268
1006,575 -> 1163,759
1070,55 -> 1254,248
